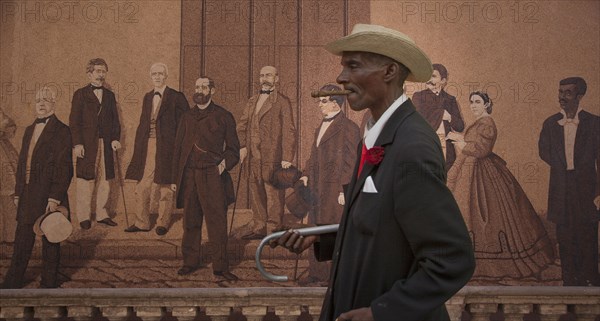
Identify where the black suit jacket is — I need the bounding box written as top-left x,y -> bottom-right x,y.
538,110 -> 600,223
412,89 -> 464,171
172,102 -> 240,208
15,115 -> 72,224
126,86 -> 189,184
316,99 -> 475,321
69,84 -> 121,180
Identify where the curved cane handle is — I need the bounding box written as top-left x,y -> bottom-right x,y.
255,224 -> 340,282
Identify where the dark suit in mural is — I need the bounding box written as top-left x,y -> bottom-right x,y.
412,64 -> 464,172
2,102 -> 72,288
235,66 -> 297,240
538,77 -> 600,286
125,81 -> 189,233
448,94 -> 554,279
172,77 -> 239,279
301,87 -> 360,285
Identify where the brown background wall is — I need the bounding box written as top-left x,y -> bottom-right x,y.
0,0 -> 598,228
372,0 -> 600,212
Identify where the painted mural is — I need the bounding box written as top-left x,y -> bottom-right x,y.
0,0 -> 598,289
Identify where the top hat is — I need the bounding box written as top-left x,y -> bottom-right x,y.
271,165 -> 302,190
285,180 -> 314,220
325,24 -> 433,83
33,206 -> 72,243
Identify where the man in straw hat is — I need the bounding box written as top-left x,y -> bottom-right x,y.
272,24 -> 475,320
1,87 -> 73,289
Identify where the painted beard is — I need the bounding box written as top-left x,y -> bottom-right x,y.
193,92 -> 211,105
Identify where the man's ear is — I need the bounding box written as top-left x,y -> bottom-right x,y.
382,62 -> 405,84
210,87 -> 216,95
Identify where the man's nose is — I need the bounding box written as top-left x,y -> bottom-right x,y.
336,70 -> 348,84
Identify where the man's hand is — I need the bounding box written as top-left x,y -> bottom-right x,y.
300,176 -> 308,186
74,145 -> 85,158
240,147 -> 248,164
337,307 -> 374,321
170,184 -> 177,192
218,160 -> 226,175
111,140 -> 121,151
281,161 -> 292,169
338,192 -> 345,206
269,229 -> 317,254
443,110 -> 452,121
594,195 -> 600,210
45,201 -> 59,213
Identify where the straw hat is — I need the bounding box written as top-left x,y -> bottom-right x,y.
33,206 -> 72,243
325,24 -> 433,82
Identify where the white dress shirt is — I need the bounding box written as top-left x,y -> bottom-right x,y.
363,94 -> 408,149
558,107 -> 582,170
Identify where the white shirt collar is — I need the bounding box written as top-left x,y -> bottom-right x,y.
364,94 -> 407,149
154,86 -> 167,96
558,107 -> 582,126
324,110 -> 341,120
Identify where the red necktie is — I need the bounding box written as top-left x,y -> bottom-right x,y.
357,143 -> 367,177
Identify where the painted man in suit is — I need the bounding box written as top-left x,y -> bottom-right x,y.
1,87 -> 72,289
299,84 -> 360,285
125,63 -> 189,235
272,24 -> 475,321
171,77 -> 239,281
539,77 -> 600,286
70,58 -> 120,229
235,65 -> 297,240
412,63 -> 464,171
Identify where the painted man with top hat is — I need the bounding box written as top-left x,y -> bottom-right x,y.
1,87 -> 73,289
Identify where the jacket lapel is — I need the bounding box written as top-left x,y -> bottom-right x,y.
32,115 -> 58,157
258,90 -> 278,121
574,111 -> 591,163
347,100 -> 416,208
156,87 -> 171,120
319,114 -> 343,146
553,117 -> 567,167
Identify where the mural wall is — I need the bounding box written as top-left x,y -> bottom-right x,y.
0,0 -> 598,288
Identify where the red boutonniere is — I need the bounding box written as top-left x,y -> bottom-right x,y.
365,146 -> 385,165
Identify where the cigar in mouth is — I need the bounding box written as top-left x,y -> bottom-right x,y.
310,89 -> 353,98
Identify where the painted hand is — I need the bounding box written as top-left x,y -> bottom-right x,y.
281,161 -> 292,169
240,147 -> 248,164
300,176 -> 308,186
46,201 -> 58,213
218,160 -> 226,175
111,140 -> 122,151
338,193 -> 345,205
73,145 -> 85,158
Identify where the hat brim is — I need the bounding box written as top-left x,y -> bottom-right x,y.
325,31 -> 433,83
33,206 -> 72,243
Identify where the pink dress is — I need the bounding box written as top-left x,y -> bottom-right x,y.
448,116 -> 554,279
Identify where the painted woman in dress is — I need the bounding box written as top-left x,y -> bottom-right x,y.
448,91 -> 554,280
0,107 -> 18,243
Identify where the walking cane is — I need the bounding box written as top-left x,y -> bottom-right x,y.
114,150 -> 130,227
228,162 -> 243,237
